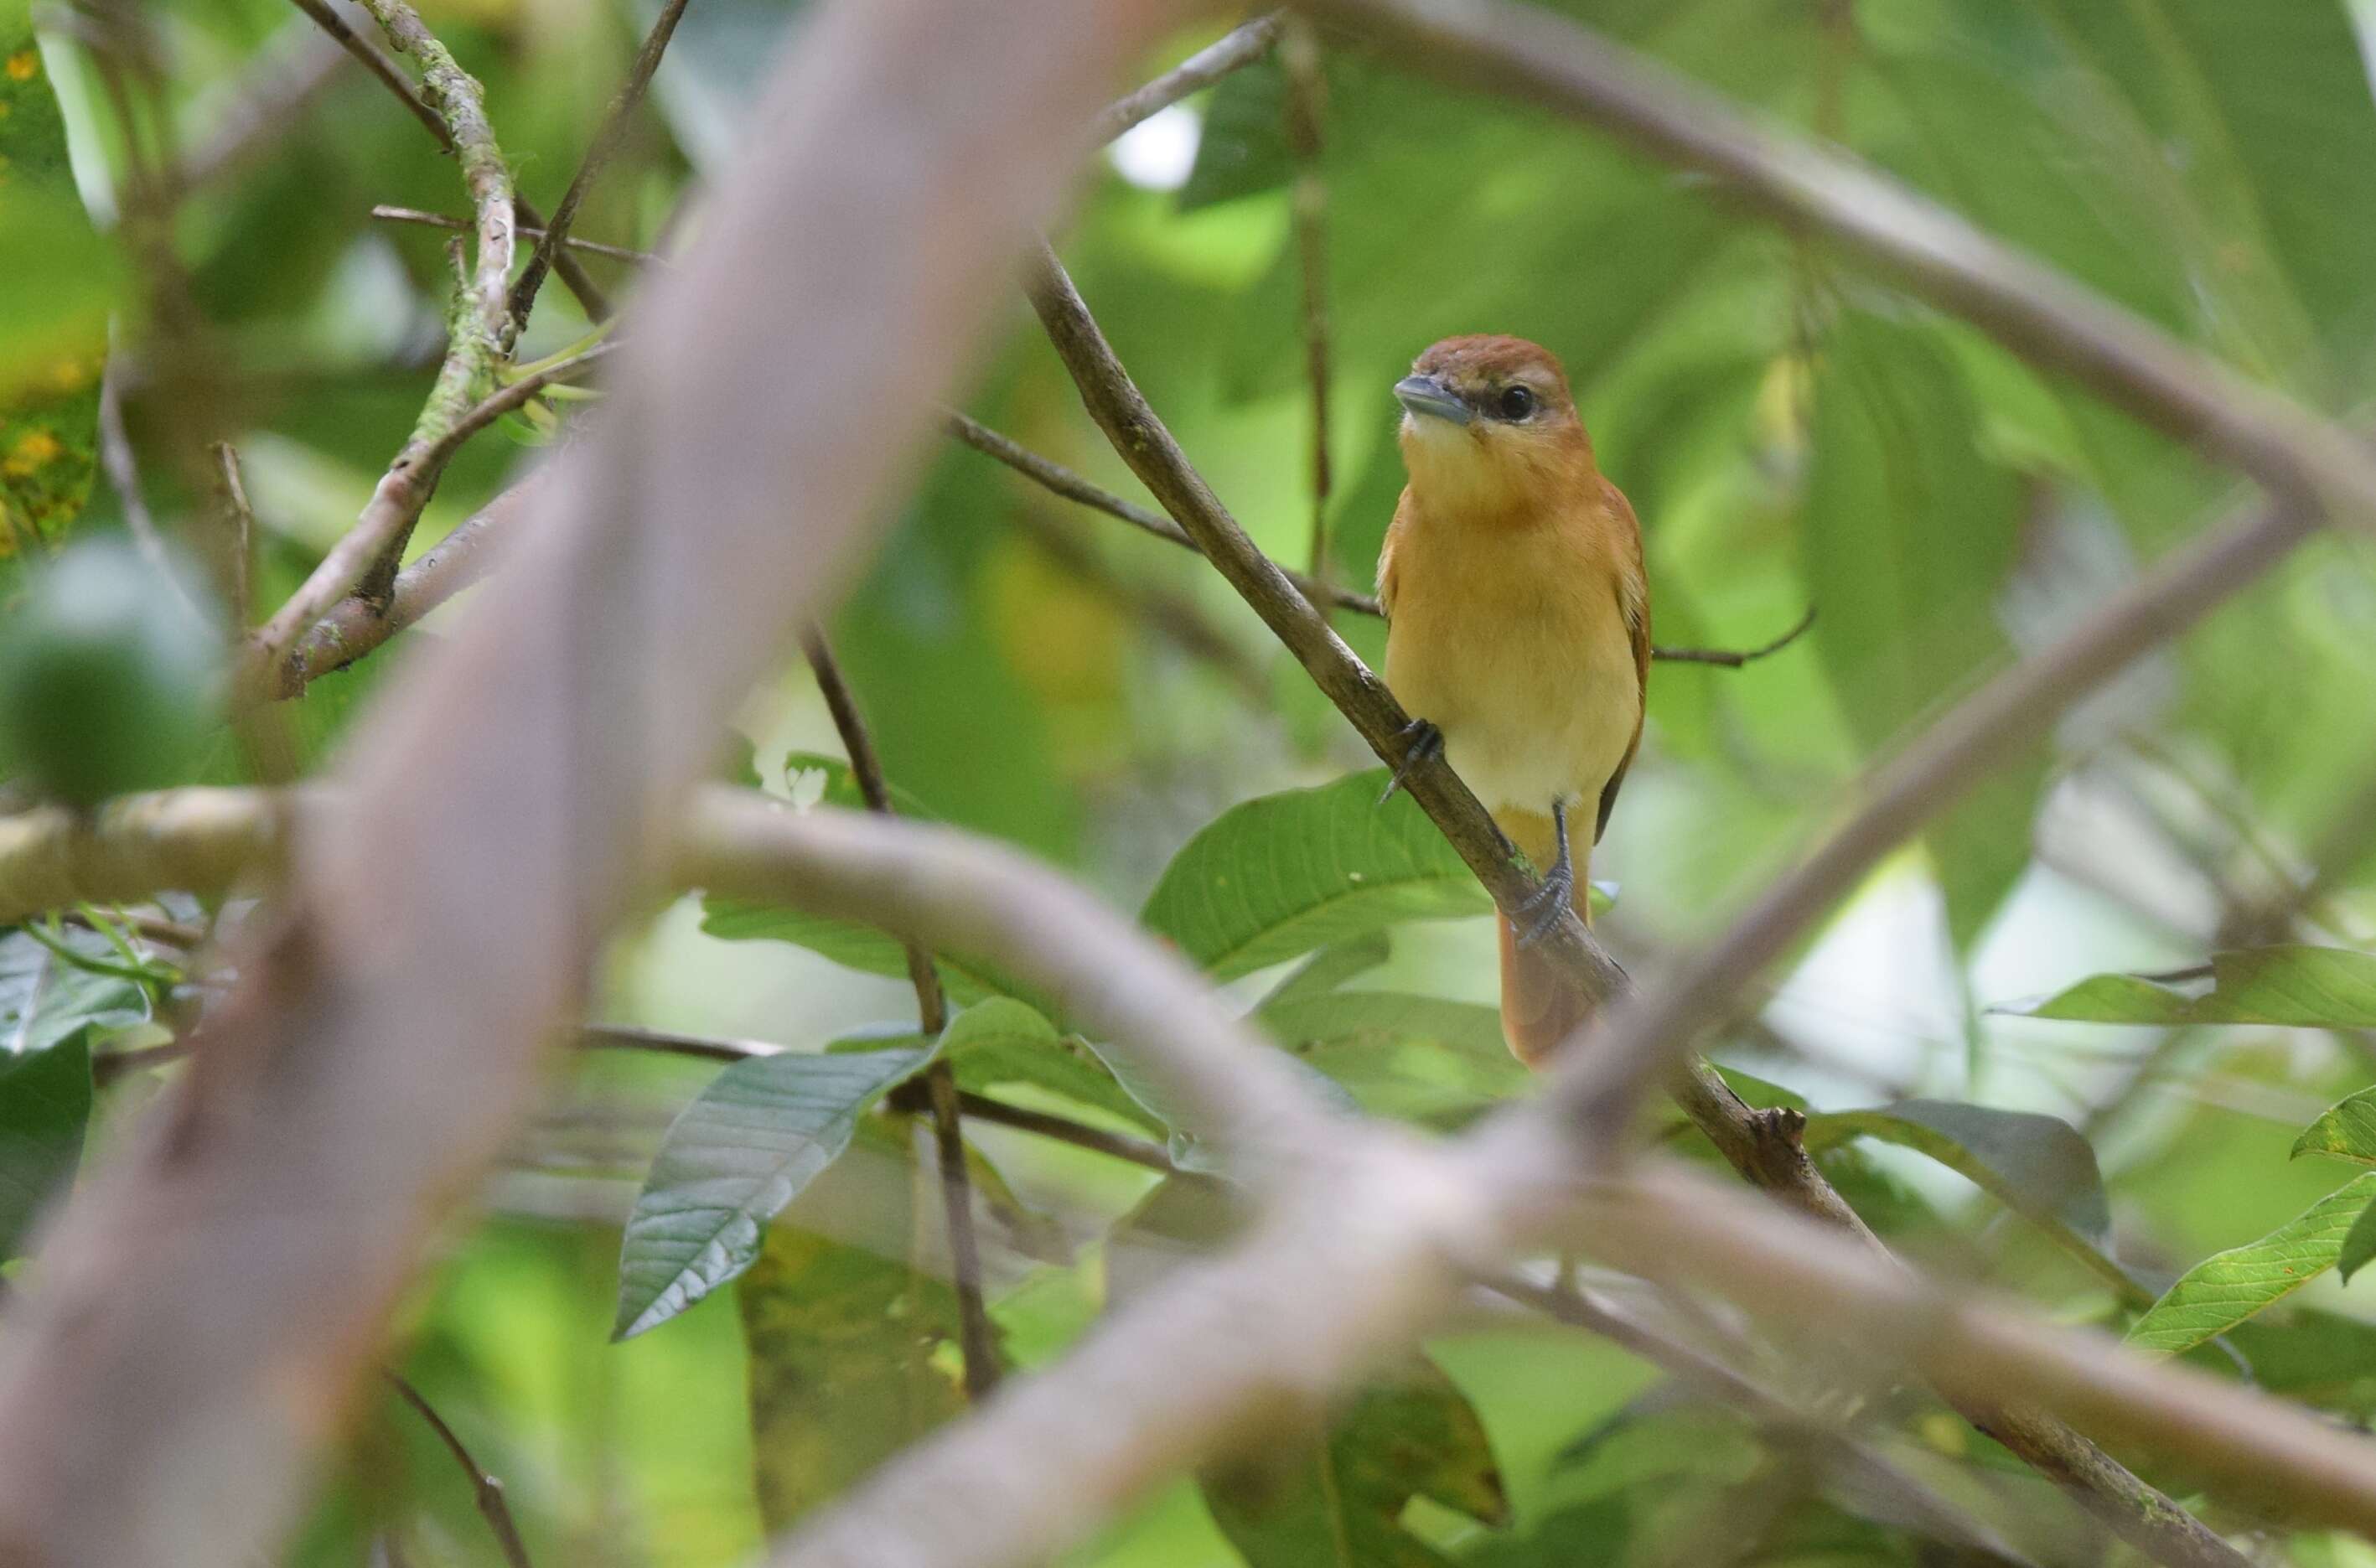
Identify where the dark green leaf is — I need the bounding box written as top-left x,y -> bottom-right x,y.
2125,1172 -> 2376,1355
1804,1098 -> 2114,1256
1804,313 -> 2036,950
2010,945 -> 2376,1027
0,1025 -> 89,1257
1140,771 -> 1490,982
738,1138 -> 965,1533
613,1044 -> 934,1339
1258,932 -> 1392,1009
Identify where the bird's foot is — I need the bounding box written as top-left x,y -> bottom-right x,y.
1514,798 -> 1575,948
1377,718 -> 1443,805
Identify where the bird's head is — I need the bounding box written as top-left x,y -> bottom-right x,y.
1394,335 -> 1594,520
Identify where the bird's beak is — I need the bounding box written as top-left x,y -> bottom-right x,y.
1394,374 -> 1471,427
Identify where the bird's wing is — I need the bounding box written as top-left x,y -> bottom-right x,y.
1594,478 -> 1650,846
1376,487 -> 1415,620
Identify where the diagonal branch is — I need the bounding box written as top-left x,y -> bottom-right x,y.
284,0 -> 610,319
1090,13 -> 1284,145
801,629 -> 1001,1400
506,0 -> 690,328
1022,244 -> 1633,1012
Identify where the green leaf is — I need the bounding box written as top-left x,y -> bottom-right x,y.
1804,312 -> 2037,950
0,29 -> 110,555
1201,1358 -> 1509,1568
1259,989 -> 1529,1122
0,926 -> 148,1055
2125,1172 -> 2376,1356
613,1044 -> 934,1340
933,996 -> 1162,1135
1258,932 -> 1392,1010
2339,1201 -> 2376,1287
2294,1086 -> 2376,1166
1804,1098 -> 2114,1257
738,1139 -> 966,1534
0,1024 -> 89,1258
1141,771 -> 1490,982
2010,946 -> 2376,1027
1082,1031 -> 1357,1174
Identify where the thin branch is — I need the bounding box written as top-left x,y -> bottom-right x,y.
950,1090 -> 1176,1173
213,442 -> 255,629
282,0 -> 610,319
507,0 -> 690,328
1020,242 -> 1634,1015
1311,0 -> 2376,534
579,1022 -> 1176,1169
287,471 -> 547,692
249,344 -> 612,697
383,1370 -> 532,1568
1281,15 -> 1334,597
946,410 -> 1810,665
1651,603 -> 1815,666
802,629 -> 1000,1399
354,0 -> 513,349
1090,14 -> 1283,145
372,205 -> 655,267
94,356 -> 194,614
1483,1275 -> 2045,1568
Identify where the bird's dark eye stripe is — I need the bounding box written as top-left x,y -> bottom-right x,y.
1496,385 -> 1536,420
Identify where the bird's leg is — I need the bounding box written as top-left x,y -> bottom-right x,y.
1514,797 -> 1575,947
1377,717 -> 1444,805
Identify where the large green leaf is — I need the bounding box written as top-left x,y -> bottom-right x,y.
1804,312 -> 2037,950
1258,989 -> 1528,1122
0,1024 -> 89,1258
1804,1100 -> 2115,1276
2125,1173 -> 2376,1356
2008,945 -> 2376,1027
613,1043 -> 934,1340
2293,1086 -> 2376,1167
0,926 -> 149,1056
738,1139 -> 966,1534
0,29 -> 108,556
838,996 -> 1162,1136
1140,771 -> 1490,981
2339,1203 -> 2376,1287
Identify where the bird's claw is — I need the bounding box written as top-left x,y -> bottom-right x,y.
1514,798 -> 1575,948
1378,718 -> 1443,805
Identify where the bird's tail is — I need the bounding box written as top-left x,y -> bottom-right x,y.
1496,807 -> 1592,1069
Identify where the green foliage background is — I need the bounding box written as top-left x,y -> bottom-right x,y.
9,0 -> 2376,1562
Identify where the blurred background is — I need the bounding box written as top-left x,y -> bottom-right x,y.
8,0 -> 2376,1562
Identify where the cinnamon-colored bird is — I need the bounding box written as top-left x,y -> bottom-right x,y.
1376,335 -> 1649,1067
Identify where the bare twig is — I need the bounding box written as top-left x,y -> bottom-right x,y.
283,0 -> 610,319
246,343 -> 613,697
212,442 -> 255,629
1090,13 -> 1283,145
507,0 -> 690,327
1652,603 -> 1815,666
287,472 -> 548,691
1281,15 -> 1333,598
373,205 -> 655,267
383,1370 -> 532,1568
803,629 -> 1000,1400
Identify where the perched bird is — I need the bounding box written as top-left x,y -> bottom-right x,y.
1376,335 -> 1649,1067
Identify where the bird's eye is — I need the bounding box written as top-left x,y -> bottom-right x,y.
1496,386 -> 1536,420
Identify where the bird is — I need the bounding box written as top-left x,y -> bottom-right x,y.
1374,334 -> 1649,1068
